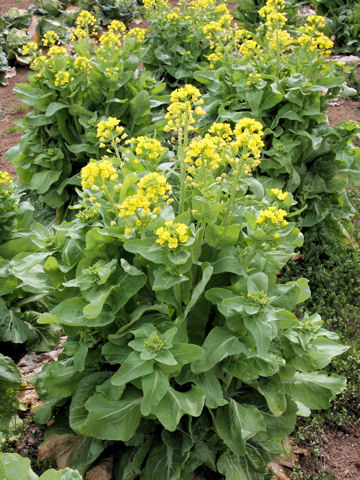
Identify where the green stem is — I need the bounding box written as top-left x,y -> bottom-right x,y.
173,283 -> 183,316
111,138 -> 122,165
222,160 -> 243,226
194,221 -> 206,263
178,111 -> 189,215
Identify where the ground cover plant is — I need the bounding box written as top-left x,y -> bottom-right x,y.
15,87 -> 348,479
6,13 -> 167,210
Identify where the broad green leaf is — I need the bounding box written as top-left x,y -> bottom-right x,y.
0,354 -> 21,389
111,352 -> 154,386
217,452 -> 259,480
124,238 -> 167,264
192,327 -> 249,374
141,444 -> 187,480
284,372 -> 346,415
214,401 -> 265,456
244,314 -> 277,356
141,368 -> 169,415
257,375 -> 287,417
171,343 -> 204,366
152,386 -> 205,431
0,453 -> 38,480
153,267 -> 188,291
69,372 -> 111,433
0,300 -> 30,343
81,388 -> 142,441
195,372 -> 228,409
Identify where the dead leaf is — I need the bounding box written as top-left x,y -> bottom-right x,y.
86,458 -> 113,480
65,4 -> 81,13
5,67 -> 16,79
17,382 -> 43,412
268,460 -> 291,480
38,434 -> 82,469
291,254 -> 304,261
28,16 -> 40,43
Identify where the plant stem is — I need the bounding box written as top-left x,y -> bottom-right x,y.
178,111 -> 189,215
222,160 -> 243,226
173,283 -> 183,316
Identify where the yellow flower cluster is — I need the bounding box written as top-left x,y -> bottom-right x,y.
118,173 -> 171,218
239,39 -> 263,58
108,20 -> 126,36
306,15 -> 326,28
256,206 -> 288,226
164,85 -> 205,135
99,31 -> 122,51
259,0 -> 287,28
156,221 -> 189,249
297,31 -> 333,54
271,188 -> 288,201
143,0 -> 168,9
42,30 -> 59,46
137,172 -> 171,201
185,135 -> 225,174
81,160 -> 118,189
246,72 -> 262,86
133,136 -> 165,160
74,56 -> 92,73
22,42 -> 38,59
189,0 -> 215,9
207,51 -> 223,68
0,171 -> 13,187
208,122 -> 233,142
76,10 -> 97,31
167,12 -> 180,22
233,118 -> 264,158
126,28 -> 146,43
203,15 -> 232,42
48,46 -> 67,58
54,70 -> 72,87
266,29 -> 291,51
97,117 -> 127,147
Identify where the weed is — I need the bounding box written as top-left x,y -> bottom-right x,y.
5,125 -> 25,134
11,103 -> 31,115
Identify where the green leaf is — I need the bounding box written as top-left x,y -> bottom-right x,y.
45,102 -> 67,117
152,386 -> 205,431
192,327 -> 249,374
205,224 -> 241,248
214,400 -> 265,456
195,372 -> 228,409
184,263 -> 213,319
0,354 -> 21,389
284,372 -> 346,415
141,368 -> 169,416
153,267 -> 188,291
111,352 -> 154,386
257,375 -> 287,417
30,170 -> 62,195
217,452 -> 257,480
124,238 -> 167,264
81,388 -> 142,441
171,343 -> 204,366
69,372 -> 111,433
141,443 -> 187,480
0,453 -> 38,480
0,300 -> 30,343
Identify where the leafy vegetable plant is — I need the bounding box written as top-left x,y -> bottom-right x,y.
193,0 -> 360,236
26,87 -> 347,479
6,12 -> 166,210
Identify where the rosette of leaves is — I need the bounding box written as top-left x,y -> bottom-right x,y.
31,0 -> 65,17
96,0 -> 137,25
0,453 -> 82,479
6,22 -> 167,210
26,105 -> 347,478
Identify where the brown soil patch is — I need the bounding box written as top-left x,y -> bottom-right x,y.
325,98 -> 360,126
0,67 -> 29,176
296,422 -> 360,480
0,0 -> 33,15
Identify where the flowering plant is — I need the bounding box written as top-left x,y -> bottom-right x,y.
194,0 -> 360,236
6,12 -> 166,209
27,88 -> 346,478
141,0 -> 233,85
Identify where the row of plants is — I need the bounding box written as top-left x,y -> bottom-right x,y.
0,0 -> 359,477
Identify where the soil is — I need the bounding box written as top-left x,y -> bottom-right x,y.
0,0 -> 33,15
296,422 -> 360,480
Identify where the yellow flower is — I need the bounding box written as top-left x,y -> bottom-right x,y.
256,206 -> 288,226
42,30 -> 59,46
156,221 -> 189,249
54,71 -> 70,87
81,159 -> 117,189
97,117 -> 124,144
271,188 -> 288,201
